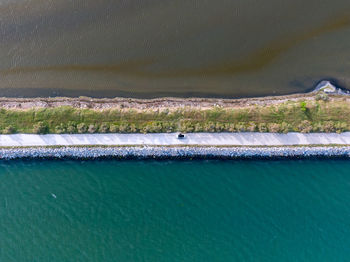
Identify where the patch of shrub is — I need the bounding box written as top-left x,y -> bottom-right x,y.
150,122 -> 163,133
247,122 -> 256,132
322,121 -> 335,133
129,124 -> 138,133
204,122 -> 216,132
194,123 -> 203,132
66,126 -> 76,133
300,101 -> 307,112
88,124 -> 97,133
235,122 -> 246,132
315,92 -> 329,102
142,125 -> 151,133
163,122 -> 175,133
99,123 -> 109,133
180,121 -> 194,133
268,123 -> 281,133
3,125 -> 15,134
215,122 -> 225,132
142,122 -> 162,133
77,123 -> 87,133
55,123 -> 66,134
280,122 -> 290,133
258,123 -> 268,132
298,120 -> 312,133
33,122 -> 48,134
335,122 -> 348,133
227,123 -> 236,132
312,122 -> 322,132
119,123 -> 130,133
109,124 -> 119,133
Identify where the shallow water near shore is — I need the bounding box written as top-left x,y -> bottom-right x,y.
1,159 -> 350,261
1,0 -> 350,98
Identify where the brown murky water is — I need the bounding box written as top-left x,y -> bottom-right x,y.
1,0 -> 350,98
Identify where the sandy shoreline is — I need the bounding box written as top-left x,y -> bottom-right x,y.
0,92 -> 320,110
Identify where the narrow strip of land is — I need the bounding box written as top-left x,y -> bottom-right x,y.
2,132 -> 350,147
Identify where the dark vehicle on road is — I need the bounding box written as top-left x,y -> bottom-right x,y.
177,133 -> 185,139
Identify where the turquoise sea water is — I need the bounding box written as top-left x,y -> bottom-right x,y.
1,159 -> 350,261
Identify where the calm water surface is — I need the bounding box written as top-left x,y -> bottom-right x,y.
0,0 -> 350,97
1,159 -> 350,261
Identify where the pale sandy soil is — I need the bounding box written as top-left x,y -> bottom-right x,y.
0,92 -> 328,110
1,132 -> 350,147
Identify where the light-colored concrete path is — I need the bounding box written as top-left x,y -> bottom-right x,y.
1,132 -> 350,146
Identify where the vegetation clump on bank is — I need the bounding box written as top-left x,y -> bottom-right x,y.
0,95 -> 349,134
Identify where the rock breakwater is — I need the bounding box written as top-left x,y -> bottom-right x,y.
1,146 -> 350,160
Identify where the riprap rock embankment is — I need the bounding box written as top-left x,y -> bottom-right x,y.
1,146 -> 350,160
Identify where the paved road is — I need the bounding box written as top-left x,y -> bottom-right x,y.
1,132 -> 350,146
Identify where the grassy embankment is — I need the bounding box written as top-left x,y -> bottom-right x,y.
0,95 -> 349,134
